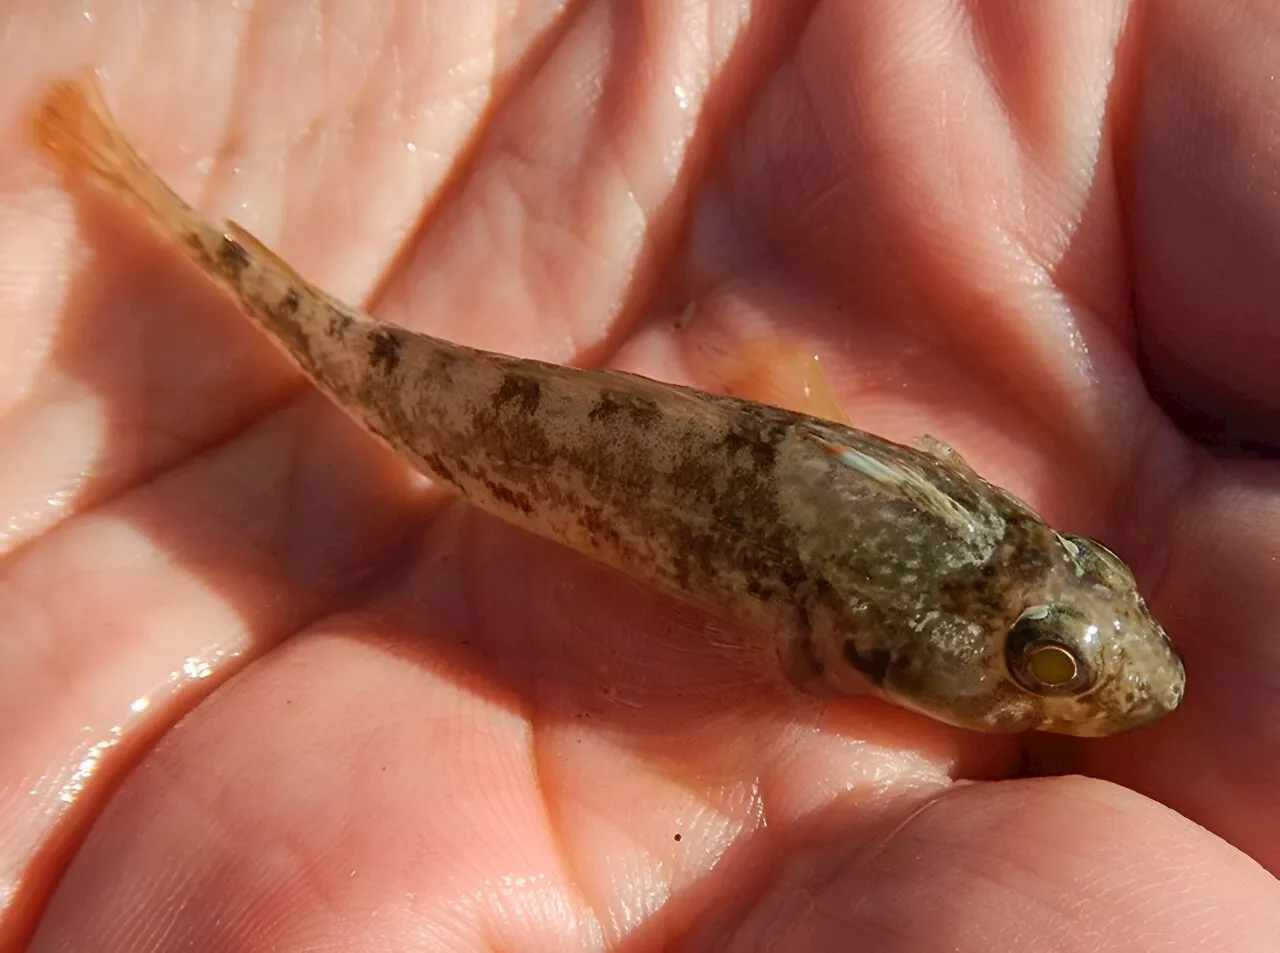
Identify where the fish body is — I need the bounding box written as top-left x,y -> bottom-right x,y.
30,75 -> 1185,736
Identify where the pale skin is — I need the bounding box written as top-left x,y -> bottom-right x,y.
2,1 -> 1279,950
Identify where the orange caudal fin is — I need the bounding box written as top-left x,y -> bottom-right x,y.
29,70 -> 207,241
31,72 -> 138,191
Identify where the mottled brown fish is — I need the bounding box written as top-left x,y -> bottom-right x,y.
29,74 -> 1185,736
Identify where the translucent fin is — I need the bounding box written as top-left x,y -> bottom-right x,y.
30,70 -> 148,197
912,434 -> 979,478
695,335 -> 850,424
30,70 -> 215,250
809,436 -> 981,530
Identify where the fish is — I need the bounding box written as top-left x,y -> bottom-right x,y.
28,73 -> 1185,736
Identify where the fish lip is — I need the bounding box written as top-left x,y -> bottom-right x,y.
1039,692 -> 1183,737
1028,664 -> 1186,736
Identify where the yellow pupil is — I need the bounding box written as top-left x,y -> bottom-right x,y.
1029,644 -> 1078,685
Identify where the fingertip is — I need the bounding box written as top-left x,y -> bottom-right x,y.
716,776 -> 1278,952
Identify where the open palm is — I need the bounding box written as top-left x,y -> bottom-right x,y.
3,2 -> 1279,950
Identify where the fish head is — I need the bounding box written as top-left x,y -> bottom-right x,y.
798,529 -> 1185,737
992,532 -> 1185,737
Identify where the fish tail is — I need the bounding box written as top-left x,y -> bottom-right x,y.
31,74 -> 132,187
29,72 -> 448,468
30,73 -> 351,352
33,74 -> 319,295
30,72 -> 202,236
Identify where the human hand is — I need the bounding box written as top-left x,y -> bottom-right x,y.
3,3 -> 1278,950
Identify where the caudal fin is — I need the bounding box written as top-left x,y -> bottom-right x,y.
31,73 -> 138,187
29,70 -> 203,240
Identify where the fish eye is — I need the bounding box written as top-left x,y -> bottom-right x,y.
1005,604 -> 1098,695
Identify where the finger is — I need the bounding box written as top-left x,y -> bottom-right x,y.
1126,0 -> 1280,448
692,776 -> 1280,952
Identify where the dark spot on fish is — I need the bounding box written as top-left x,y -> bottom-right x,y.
1009,535 -> 1054,581
493,375 -> 542,414
451,456 -> 479,480
327,306 -> 353,337
781,565 -> 813,592
669,452 -> 718,496
184,232 -> 203,253
277,287 -> 300,318
938,512 -> 1056,621
472,407 -> 556,471
588,390 -> 661,426
217,236 -> 251,278
369,328 -> 402,374
745,575 -> 774,601
938,571 -> 1006,618
684,528 -> 719,578
724,411 -> 793,470
581,505 -> 621,548
722,428 -> 778,471
427,347 -> 458,386
589,393 -> 621,421
626,396 -> 662,426
486,480 -> 535,517
423,452 -> 455,485
843,641 -> 891,684
660,428 -> 807,595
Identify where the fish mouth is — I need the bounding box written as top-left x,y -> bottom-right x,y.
1039,682 -> 1185,737
1048,629 -> 1187,737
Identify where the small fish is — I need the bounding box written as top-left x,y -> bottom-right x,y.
29,74 -> 1185,736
